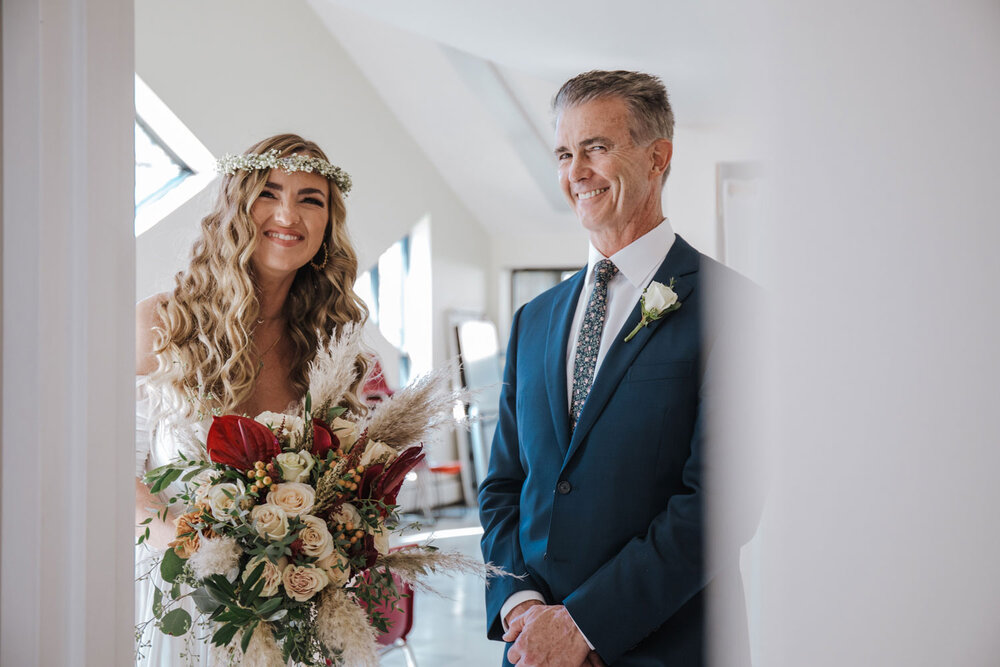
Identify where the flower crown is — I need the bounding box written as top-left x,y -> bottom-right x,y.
215,149 -> 352,196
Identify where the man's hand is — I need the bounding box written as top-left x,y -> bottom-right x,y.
503,604 -> 591,667
504,599 -> 543,633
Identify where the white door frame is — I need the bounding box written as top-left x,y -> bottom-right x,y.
2,0 -> 135,663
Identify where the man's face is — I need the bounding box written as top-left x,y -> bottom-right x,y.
554,96 -> 662,240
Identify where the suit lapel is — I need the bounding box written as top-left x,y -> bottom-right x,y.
562,235 -> 700,469
545,268 -> 585,459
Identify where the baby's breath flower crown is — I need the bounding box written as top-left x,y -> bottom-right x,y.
216,149 -> 352,196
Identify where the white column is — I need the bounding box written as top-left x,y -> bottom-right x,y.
2,0 -> 135,664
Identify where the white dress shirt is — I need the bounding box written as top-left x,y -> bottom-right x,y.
500,219 -> 677,644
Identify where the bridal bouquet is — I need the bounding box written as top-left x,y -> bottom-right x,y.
137,328 -> 491,666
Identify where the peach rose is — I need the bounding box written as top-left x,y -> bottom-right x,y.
315,549 -> 350,588
242,555 -> 288,597
250,503 -> 289,540
298,515 -> 334,560
330,503 -> 363,531
266,483 -> 315,517
281,564 -> 329,602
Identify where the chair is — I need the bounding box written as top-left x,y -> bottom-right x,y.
362,568 -> 417,666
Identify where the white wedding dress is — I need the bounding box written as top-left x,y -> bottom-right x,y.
135,376 -> 219,667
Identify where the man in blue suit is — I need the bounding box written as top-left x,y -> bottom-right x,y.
479,70 -> 758,666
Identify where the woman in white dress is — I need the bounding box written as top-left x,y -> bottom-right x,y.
134,133 -> 369,665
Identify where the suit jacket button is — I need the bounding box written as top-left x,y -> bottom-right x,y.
557,480 -> 572,495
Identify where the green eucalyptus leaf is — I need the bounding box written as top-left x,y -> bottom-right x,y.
150,467 -> 183,494
158,608 -> 192,637
159,548 -> 186,583
152,587 -> 164,618
180,465 -> 208,482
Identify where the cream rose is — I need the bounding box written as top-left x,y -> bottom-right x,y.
250,503 -> 289,540
330,503 -> 363,531
358,440 -> 398,468
191,469 -> 220,505
643,281 -> 678,313
255,411 -> 305,445
206,482 -> 244,522
330,416 -> 359,452
369,523 -> 390,557
298,515 -> 334,560
274,451 -> 315,484
266,482 -> 315,517
242,555 -> 288,597
315,549 -> 350,588
281,564 -> 330,602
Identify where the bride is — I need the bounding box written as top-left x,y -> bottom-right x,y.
134,133 -> 369,665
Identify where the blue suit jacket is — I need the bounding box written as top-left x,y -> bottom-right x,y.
479,236 -> 754,666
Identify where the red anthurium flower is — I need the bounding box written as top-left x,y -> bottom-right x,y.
310,419 -> 339,459
206,415 -> 282,471
377,446 -> 425,506
359,462 -> 386,501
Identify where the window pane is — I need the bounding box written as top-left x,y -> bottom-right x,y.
135,121 -> 193,209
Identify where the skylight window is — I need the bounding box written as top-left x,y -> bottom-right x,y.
134,74 -> 216,236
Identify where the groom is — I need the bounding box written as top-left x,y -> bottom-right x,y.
479,70 -> 758,666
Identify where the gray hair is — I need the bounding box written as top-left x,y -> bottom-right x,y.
553,70 -> 674,180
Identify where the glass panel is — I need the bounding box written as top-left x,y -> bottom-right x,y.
135,120 -> 193,209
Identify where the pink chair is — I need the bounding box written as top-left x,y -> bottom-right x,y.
363,570 -> 417,666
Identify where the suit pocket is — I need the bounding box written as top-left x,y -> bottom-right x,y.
627,360 -> 695,382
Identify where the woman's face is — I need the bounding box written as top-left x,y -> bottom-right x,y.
248,168 -> 330,281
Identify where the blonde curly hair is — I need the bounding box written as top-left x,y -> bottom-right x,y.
150,133 -> 369,419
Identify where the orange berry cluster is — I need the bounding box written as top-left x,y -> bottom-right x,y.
247,460 -> 277,494
329,465 -> 365,501
333,519 -> 366,546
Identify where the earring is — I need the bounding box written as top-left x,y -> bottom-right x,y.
310,242 -> 329,271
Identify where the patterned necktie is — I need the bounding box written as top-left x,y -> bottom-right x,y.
570,259 -> 619,429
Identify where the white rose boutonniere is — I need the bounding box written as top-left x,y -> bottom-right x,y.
624,278 -> 682,342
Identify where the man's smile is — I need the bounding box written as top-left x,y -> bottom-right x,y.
577,187 -> 608,200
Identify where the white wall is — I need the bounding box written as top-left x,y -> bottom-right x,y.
667,123 -> 760,259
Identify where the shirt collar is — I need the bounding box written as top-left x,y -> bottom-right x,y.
585,218 -> 676,288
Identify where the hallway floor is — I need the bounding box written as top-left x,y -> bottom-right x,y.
381,509 -> 505,667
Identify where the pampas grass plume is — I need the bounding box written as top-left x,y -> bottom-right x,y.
316,588 -> 379,667
377,546 -> 512,593
188,536 -> 241,580
363,362 -> 471,450
307,324 -> 364,417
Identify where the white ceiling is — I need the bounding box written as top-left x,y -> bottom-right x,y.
307,0 -> 751,236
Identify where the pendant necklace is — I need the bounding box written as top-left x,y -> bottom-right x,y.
256,329 -> 283,370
